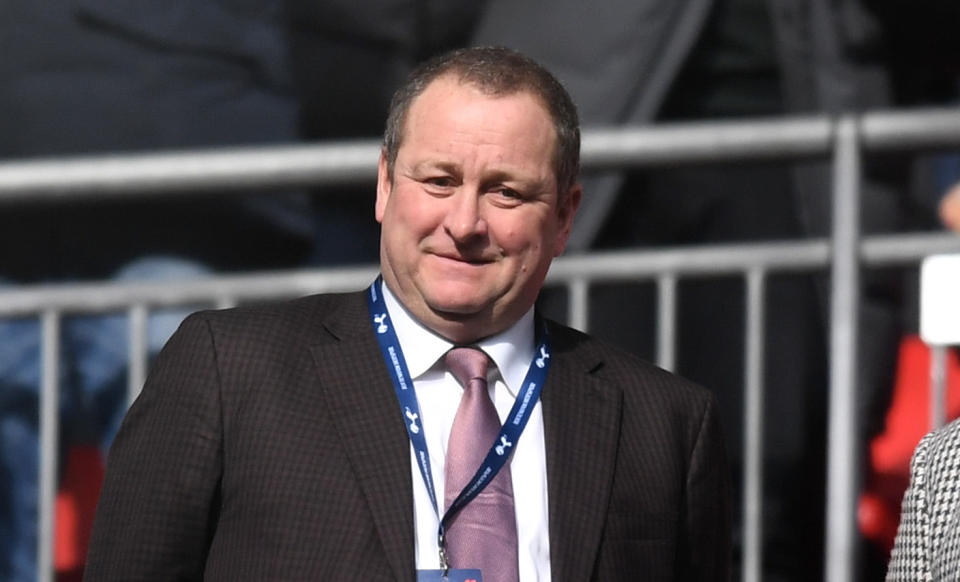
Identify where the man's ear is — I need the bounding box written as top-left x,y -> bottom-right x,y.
554,183 -> 582,257
375,150 -> 391,224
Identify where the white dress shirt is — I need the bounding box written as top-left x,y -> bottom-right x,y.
382,283 -> 552,581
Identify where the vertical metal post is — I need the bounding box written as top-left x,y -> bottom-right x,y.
825,116 -> 861,582
656,274 -> 677,372
742,269 -> 766,582
128,304 -> 149,404
38,310 -> 60,582
931,345 -> 948,430
568,278 -> 589,333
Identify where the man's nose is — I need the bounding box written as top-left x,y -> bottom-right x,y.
443,190 -> 488,241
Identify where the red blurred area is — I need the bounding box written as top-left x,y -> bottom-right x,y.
859,336 -> 960,554
54,444 -> 104,581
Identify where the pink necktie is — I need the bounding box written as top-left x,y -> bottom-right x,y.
444,347 -> 520,582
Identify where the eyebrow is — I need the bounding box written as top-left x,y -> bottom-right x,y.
409,160 -> 550,189
410,160 -> 461,176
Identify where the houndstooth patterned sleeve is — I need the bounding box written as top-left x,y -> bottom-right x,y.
886,418 -> 960,582
886,430 -> 933,581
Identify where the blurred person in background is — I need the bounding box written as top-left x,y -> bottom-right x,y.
942,183 -> 960,232
0,2 -> 314,579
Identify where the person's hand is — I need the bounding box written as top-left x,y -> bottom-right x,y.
940,181 -> 960,233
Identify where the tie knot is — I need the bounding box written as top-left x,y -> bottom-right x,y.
445,347 -> 490,389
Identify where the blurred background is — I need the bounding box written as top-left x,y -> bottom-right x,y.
1,0 -> 960,580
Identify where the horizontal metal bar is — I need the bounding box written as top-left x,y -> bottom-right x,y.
551,232 -> 960,281
0,141 -> 382,202
3,108 -> 960,202
552,239 -> 829,280
1,232 -> 957,317
0,265 -> 380,316
861,231 -> 960,262
580,115 -> 832,169
861,108 -> 960,152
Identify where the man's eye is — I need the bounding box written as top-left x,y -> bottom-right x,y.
424,177 -> 454,188
496,188 -> 522,200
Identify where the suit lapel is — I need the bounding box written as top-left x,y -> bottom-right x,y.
309,292 -> 415,582
541,325 -> 622,582
306,299 -> 623,581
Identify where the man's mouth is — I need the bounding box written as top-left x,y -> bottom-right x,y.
432,251 -> 493,265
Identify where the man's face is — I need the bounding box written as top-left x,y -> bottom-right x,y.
376,75 -> 580,343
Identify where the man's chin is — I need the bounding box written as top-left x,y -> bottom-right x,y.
420,292 -> 498,322
418,285 -> 491,315
421,303 -> 499,343
428,302 -> 487,321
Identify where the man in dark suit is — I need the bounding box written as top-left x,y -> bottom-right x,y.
85,46 -> 731,581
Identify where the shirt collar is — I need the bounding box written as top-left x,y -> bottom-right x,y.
381,281 -> 535,397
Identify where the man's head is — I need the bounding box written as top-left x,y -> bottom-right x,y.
375,46 -> 582,343
383,46 -> 580,199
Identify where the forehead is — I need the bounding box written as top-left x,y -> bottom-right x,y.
401,76 -> 558,166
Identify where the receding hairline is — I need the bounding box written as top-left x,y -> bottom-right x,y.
383,47 -> 581,195
408,73 -> 558,143
386,74 -> 572,195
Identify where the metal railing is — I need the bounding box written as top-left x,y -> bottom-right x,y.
3,108 -> 960,582
5,109 -> 960,200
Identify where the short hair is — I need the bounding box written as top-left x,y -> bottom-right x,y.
383,46 -> 581,195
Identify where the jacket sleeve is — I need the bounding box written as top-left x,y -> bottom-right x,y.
885,433 -> 933,582
84,312 -> 223,581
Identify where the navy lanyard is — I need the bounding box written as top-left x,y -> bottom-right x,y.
366,278 -> 551,566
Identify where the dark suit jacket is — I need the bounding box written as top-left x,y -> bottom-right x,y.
85,290 -> 731,581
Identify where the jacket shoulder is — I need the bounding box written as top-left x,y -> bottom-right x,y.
546,319 -> 713,407
178,290 -> 368,351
